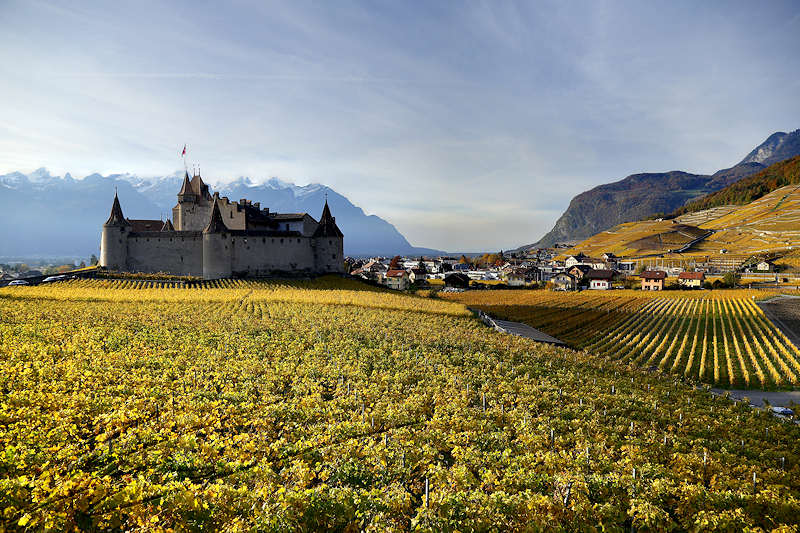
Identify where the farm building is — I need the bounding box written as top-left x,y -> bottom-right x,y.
678,271 -> 705,288
587,269 -> 615,290
640,270 -> 666,291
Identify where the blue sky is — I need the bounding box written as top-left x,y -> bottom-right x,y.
1,1 -> 799,251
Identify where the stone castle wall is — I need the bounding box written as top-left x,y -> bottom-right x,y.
126,232 -> 203,276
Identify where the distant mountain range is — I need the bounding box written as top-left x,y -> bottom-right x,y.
0,170 -> 442,258
525,129 -> 800,249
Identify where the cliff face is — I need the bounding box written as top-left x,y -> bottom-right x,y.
529,130 -> 800,248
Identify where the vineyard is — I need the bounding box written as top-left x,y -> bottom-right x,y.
1,279 -> 800,530
443,289 -> 800,389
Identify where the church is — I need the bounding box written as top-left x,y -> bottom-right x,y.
100,172 -> 344,279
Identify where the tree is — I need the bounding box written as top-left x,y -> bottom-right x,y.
90,254 -> 99,266
723,271 -> 741,288
459,255 -> 470,264
389,256 -> 401,269
417,258 -> 427,273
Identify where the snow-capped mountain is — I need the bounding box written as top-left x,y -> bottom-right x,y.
0,169 -> 440,258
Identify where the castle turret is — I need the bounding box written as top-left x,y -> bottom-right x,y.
100,192 -> 130,270
202,199 -> 232,279
312,199 -> 344,273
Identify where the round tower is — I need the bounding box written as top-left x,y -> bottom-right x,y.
100,192 -> 130,270
202,199 -> 232,279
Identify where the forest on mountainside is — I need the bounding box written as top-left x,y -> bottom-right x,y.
672,156 -> 800,217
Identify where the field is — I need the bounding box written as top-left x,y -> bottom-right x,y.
443,289 -> 800,389
2,279 -> 800,530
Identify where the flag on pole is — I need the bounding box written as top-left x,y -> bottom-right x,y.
181,145 -> 186,157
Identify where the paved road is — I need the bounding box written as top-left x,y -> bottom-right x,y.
471,308 -> 565,345
758,295 -> 800,349
491,318 -> 565,345
711,388 -> 800,408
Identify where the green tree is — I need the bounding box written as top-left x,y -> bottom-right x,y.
722,271 -> 741,288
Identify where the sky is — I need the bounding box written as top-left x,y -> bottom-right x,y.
1,1 -> 799,251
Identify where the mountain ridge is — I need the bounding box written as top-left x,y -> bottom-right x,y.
0,169 -> 443,258
523,129 -> 800,249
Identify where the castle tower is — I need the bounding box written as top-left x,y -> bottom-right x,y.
100,192 -> 130,270
312,199 -> 344,273
173,171 -> 213,231
202,198 -> 232,279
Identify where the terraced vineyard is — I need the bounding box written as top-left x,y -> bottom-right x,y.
2,279 -> 800,530
443,289 -> 800,389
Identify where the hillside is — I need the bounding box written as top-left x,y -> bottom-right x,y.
564,182 -> 800,263
0,170 -> 441,258
526,129 -> 800,249
672,155 -> 800,216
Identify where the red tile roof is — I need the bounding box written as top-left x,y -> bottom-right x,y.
385,269 -> 408,278
641,270 -> 666,280
679,271 -> 705,280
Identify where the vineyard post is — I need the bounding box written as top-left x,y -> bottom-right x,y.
425,477 -> 429,508
752,472 -> 757,495
702,450 -> 707,487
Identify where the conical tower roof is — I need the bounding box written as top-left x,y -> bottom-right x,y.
161,219 -> 174,231
312,199 -> 343,238
203,198 -> 228,233
178,171 -> 193,197
104,192 -> 130,226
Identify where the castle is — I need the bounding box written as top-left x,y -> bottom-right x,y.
100,172 -> 344,279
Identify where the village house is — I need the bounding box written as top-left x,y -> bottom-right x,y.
408,268 -> 427,284
444,272 -> 470,289
640,270 -> 666,291
568,264 -> 592,281
503,268 -> 527,286
551,272 -> 576,291
383,269 -> 410,290
756,260 -> 773,272
587,269 -> 615,290
678,271 -> 705,288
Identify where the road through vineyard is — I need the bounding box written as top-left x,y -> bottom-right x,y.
2,279 -> 799,530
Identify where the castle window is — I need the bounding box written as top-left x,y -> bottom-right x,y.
280,239 -> 284,244
230,211 -> 233,218
297,239 -> 300,243
262,238 -> 265,243
329,240 -> 332,245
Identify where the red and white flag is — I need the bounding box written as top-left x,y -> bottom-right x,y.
181,144 -> 186,157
